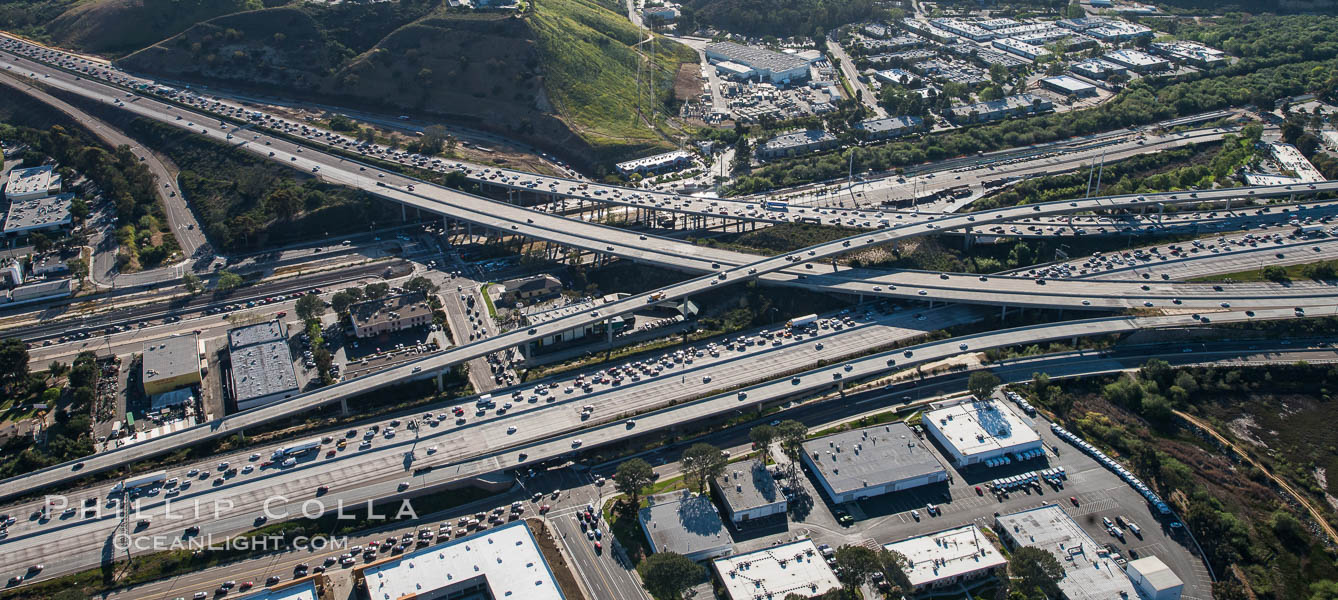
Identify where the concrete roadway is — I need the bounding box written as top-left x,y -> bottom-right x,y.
0,304 -> 1326,585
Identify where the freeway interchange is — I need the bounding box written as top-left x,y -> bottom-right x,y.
0,33 -> 1336,596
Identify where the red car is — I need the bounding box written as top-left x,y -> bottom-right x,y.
276,311 -> 287,318
238,582 -> 253,591
326,450 -> 336,458
1070,496 -> 1079,506
975,486 -> 983,496
594,541 -> 602,552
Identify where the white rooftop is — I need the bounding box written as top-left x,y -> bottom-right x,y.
358,521 -> 564,600
236,578 -> 319,600
1126,556 -> 1182,592
883,525 -> 1006,589
713,540 -> 840,600
5,165 -> 57,198
996,506 -> 1139,600
925,398 -> 1040,458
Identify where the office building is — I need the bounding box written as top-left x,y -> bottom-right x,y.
800,422 -> 949,503
713,540 -> 840,600
1150,41 -> 1226,68
855,116 -> 925,140
354,521 -> 565,600
931,18 -> 995,42
1088,21 -> 1153,41
704,42 -> 811,84
1125,556 -> 1183,600
947,94 -> 1053,124
3,193 -> 73,236
1041,75 -> 1098,97
882,525 -> 1007,592
228,320 -> 299,411
616,150 -> 692,175
639,491 -> 733,561
992,37 -> 1050,60
143,334 -> 203,396
922,397 -> 1043,468
236,576 -> 322,600
350,292 -> 433,339
757,130 -> 838,160
1070,58 -> 1128,80
1104,49 -> 1170,73
711,460 -> 786,526
995,506 -> 1140,600
501,274 -> 563,304
4,165 -> 60,201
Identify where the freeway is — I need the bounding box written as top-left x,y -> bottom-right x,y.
0,304 -> 1326,584
3,38 -> 1338,493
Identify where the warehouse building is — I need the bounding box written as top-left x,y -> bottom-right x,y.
855,116 -> 925,140
992,37 -> 1050,60
882,525 -> 1007,592
947,94 -> 1053,124
228,320 -> 299,411
757,130 -> 838,160
922,397 -> 1043,468
1070,58 -> 1128,80
616,150 -> 692,175
1088,21 -> 1153,41
350,292 -> 433,339
639,491 -> 733,561
236,576 -> 321,600
713,540 -> 840,600
1041,75 -> 1098,97
1125,556 -> 1183,600
873,68 -> 918,86
800,422 -> 949,504
4,165 -> 60,202
1150,41 -> 1226,68
704,42 -> 811,84
1104,49 -> 1170,73
2,192 -> 73,236
354,521 -> 565,600
931,18 -> 995,42
711,460 -> 786,527
995,506 -> 1139,600
142,334 -> 203,397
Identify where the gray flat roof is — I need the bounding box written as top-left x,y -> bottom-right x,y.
4,165 -> 55,198
143,335 -> 200,384
638,491 -> 731,557
996,506 -> 1139,600
857,116 -> 924,134
705,42 -> 809,74
761,130 -> 836,151
1042,75 -> 1096,92
229,320 -> 286,350
801,422 -> 947,496
714,460 -> 782,513
3,192 -> 72,233
230,339 -> 299,403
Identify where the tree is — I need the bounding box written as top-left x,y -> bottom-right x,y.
749,424 -> 776,464
403,276 -> 439,295
1009,546 -> 1064,599
774,419 -> 808,470
264,187 -> 303,221
638,552 -> 703,600
613,458 -> 655,507
875,548 -> 913,597
681,443 -> 727,494
968,371 -> 1002,401
1263,265 -> 1290,283
364,282 -> 390,300
181,272 -> 202,294
0,338 -> 30,393
330,291 -> 357,314
215,270 -> 243,291
989,63 -> 1009,86
67,258 -> 88,282
30,232 -> 51,253
295,294 -> 327,323
833,545 -> 879,591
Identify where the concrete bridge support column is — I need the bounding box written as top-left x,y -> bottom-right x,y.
1000,305 -> 1007,320
340,397 -> 350,416
402,202 -> 407,222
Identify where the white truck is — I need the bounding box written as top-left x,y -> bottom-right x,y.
111,470 -> 167,494
271,438 -> 321,459
787,314 -> 818,329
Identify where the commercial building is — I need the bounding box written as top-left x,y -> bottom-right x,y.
757,130 -> 838,160
922,397 -> 1043,468
882,525 -> 1007,592
1070,58 -> 1128,80
354,521 -> 565,600
616,150 -> 693,175
855,116 -> 925,141
713,540 -> 840,600
500,274 -> 563,304
1269,142 -> 1326,183
1041,75 -> 1099,97
977,18 -> 1020,30
30,252 -> 68,277
639,491 -> 733,561
1056,17 -> 1106,32
932,18 -> 995,42
947,94 -> 1053,124
800,422 -> 949,504
873,68 -> 918,86
1125,556 -> 1183,600
142,334 -> 203,396
1150,41 -> 1226,68
913,59 -> 989,86
704,42 -> 811,84
995,506 -> 1140,600
901,19 -> 961,45
992,37 -> 1050,60
350,292 -> 433,339
1088,21 -> 1153,42
711,460 -> 786,526
862,23 -> 892,38
236,576 -> 321,600
228,320 -> 299,411
1321,130 -> 1338,153
3,193 -> 73,236
4,165 -> 60,201
1104,49 -> 1170,73
2,278 -> 73,306
643,5 -> 679,21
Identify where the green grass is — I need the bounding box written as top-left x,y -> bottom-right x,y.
1188,259 -> 1338,284
480,282 -> 499,319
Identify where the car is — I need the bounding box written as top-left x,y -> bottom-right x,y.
835,511 -> 854,526
1070,496 -> 1079,506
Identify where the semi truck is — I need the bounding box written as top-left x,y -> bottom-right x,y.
111,470 -> 167,494
1296,224 -> 1327,237
787,314 -> 818,329
271,439 -> 322,459
764,201 -> 789,212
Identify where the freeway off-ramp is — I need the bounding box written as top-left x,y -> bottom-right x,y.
0,304 -> 1326,582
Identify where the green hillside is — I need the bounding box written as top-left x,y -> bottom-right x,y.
112,0 -> 693,168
